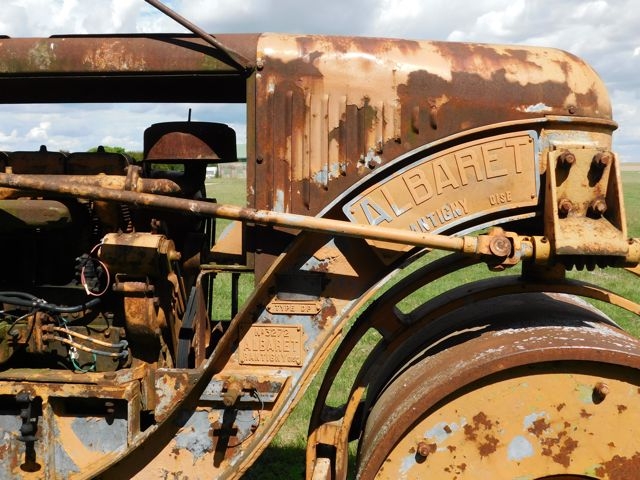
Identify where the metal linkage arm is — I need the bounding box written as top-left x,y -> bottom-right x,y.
1,173 -> 638,268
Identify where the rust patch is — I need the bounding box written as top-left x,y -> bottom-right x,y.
463,412 -> 499,457
463,422 -> 477,441
556,402 -> 566,411
595,452 -> 640,479
539,429 -> 579,468
294,35 -> 421,57
478,435 -> 499,457
553,436 -> 578,468
473,412 -> 493,429
528,417 -> 550,437
617,404 -> 627,413
580,408 -> 593,419
443,462 -> 468,476
316,302 -> 337,330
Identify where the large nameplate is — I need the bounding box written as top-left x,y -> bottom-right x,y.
239,324 -> 304,367
343,132 -> 539,254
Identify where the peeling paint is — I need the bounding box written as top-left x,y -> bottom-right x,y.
424,420 -> 463,443
71,416 -> 127,453
523,412 -> 547,431
52,423 -> 80,476
508,435 -> 534,461
518,103 -> 552,113
275,189 -> 285,212
399,454 -> 415,475
174,411 -> 214,461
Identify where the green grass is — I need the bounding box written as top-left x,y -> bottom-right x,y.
212,173 -> 640,478
623,171 -> 640,238
205,178 -> 253,322
206,177 -> 247,237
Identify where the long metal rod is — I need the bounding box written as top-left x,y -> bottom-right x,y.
0,173 -> 473,253
143,0 -> 253,73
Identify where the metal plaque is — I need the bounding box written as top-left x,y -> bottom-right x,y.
343,131 -> 539,255
266,300 -> 321,315
239,324 -> 304,366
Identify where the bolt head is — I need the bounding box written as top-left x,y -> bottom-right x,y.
593,152 -> 612,168
590,199 -> 607,217
416,441 -> 435,458
489,236 -> 512,257
558,151 -> 576,167
558,199 -> 573,217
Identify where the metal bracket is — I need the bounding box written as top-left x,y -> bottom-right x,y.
545,148 -> 629,261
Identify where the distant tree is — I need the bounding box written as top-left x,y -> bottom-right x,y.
87,146 -> 143,162
128,151 -> 143,162
88,145 -> 126,154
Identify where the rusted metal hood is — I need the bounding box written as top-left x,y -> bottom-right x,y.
251,34 -> 612,218
257,34 -> 611,121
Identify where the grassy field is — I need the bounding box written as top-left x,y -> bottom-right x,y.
207,172 -> 640,478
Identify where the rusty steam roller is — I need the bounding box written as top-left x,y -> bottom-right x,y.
0,0 -> 638,478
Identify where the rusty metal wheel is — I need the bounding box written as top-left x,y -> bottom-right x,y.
357,293 -> 640,479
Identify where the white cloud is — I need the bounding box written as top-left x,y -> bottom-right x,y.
375,0 -> 426,28
570,0 -> 608,21
0,129 -> 20,151
26,122 -> 51,142
110,0 -> 141,31
473,0 -> 526,39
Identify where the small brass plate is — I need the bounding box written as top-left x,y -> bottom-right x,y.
239,324 -> 303,367
266,300 -> 321,315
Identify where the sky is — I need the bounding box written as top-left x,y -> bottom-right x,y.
0,0 -> 638,162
